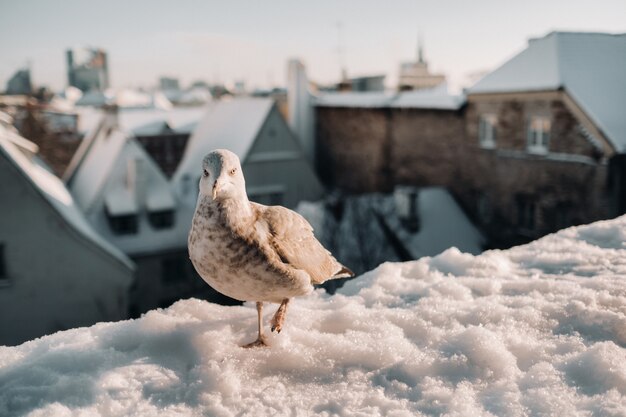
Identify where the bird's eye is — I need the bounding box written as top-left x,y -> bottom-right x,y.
229,168 -> 237,176
203,169 -> 209,177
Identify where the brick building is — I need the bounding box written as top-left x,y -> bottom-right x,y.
315,89 -> 466,192
313,32 -> 626,247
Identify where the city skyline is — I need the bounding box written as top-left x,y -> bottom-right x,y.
1,0 -> 625,93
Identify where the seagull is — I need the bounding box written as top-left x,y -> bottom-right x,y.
188,149 -> 354,348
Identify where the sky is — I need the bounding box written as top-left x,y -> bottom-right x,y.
0,0 -> 625,93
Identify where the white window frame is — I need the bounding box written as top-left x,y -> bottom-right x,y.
527,116 -> 551,155
478,114 -> 497,149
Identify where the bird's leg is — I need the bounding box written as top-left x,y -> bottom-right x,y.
242,301 -> 268,348
271,298 -> 290,333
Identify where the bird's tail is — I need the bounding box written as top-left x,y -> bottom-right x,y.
331,264 -> 355,279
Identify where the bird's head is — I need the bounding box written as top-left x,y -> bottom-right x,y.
200,149 -> 246,202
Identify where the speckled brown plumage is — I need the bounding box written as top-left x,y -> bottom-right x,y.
188,149 -> 354,347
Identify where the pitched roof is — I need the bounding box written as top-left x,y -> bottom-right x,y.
0,119 -> 134,270
65,107 -> 206,185
68,117 -> 176,217
172,97 -> 274,183
469,32 -> 626,151
66,121 -> 183,255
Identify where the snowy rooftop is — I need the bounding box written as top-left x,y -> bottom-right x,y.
2,215 -> 626,415
469,31 -> 626,151
297,188 -> 484,276
172,97 -> 274,185
315,85 -> 464,110
118,106 -> 208,136
0,118 -> 133,271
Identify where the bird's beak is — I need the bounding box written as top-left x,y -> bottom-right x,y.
212,181 -> 219,200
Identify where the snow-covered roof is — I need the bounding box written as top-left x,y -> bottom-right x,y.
75,106 -> 104,135
315,86 -> 464,110
316,92 -> 395,108
469,31 -> 626,151
3,214 -> 626,415
67,119 -> 183,255
0,120 -> 133,270
396,187 -> 484,257
173,98 -> 274,183
297,187 -> 483,275
74,89 -> 173,110
70,127 -> 128,212
391,89 -> 465,109
118,106 -> 208,136
65,106 -> 206,186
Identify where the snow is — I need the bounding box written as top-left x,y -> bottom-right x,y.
315,87 -> 464,110
75,107 -> 105,136
0,120 -> 133,271
3,214 -> 626,416
469,32 -> 626,152
172,98 -> 274,186
118,106 -> 208,136
72,133 -> 183,256
297,188 -> 484,276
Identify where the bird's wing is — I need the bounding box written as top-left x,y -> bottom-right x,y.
253,203 -> 353,284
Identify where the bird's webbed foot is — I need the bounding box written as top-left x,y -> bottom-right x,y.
242,336 -> 268,348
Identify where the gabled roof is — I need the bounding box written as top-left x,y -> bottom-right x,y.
68,119 -> 176,216
65,107 -> 207,185
66,121 -> 182,255
0,119 -> 134,271
172,97 -> 274,183
70,126 -> 128,212
469,31 -> 626,151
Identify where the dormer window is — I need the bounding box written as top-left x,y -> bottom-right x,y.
527,116 -> 551,154
107,213 -> 138,235
478,114 -> 497,149
149,210 -> 175,229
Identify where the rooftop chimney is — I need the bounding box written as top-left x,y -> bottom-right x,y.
127,157 -> 148,208
287,59 -> 315,164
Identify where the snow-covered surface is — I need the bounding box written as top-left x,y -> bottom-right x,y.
393,188 -> 484,257
316,91 -> 396,108
469,31 -> 626,151
68,121 -> 183,255
0,119 -> 133,270
74,89 -> 174,110
75,106 -> 104,136
391,89 -> 465,110
70,127 -> 129,211
2,216 -> 626,416
172,98 -> 274,184
119,106 -> 207,136
297,188 -> 483,276
315,87 -> 464,110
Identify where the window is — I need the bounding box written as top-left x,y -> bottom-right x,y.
107,213 -> 138,235
527,116 -> 551,154
516,196 -> 536,230
149,210 -> 175,229
478,114 -> 497,149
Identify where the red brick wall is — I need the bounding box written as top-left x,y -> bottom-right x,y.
316,107 -> 390,193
